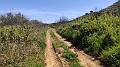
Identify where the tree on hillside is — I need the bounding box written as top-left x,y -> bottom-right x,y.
57,16 -> 68,23
90,11 -> 94,13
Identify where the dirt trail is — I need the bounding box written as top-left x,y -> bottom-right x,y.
52,29 -> 103,67
45,30 -> 63,67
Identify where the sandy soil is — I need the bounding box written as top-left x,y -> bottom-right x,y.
45,30 -> 63,67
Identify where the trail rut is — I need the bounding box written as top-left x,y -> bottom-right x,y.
52,29 -> 103,67
45,30 -> 62,67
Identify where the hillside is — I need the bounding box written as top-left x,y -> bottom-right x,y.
53,1 -> 120,67
51,1 -> 120,28
75,0 -> 120,23
100,0 -> 120,15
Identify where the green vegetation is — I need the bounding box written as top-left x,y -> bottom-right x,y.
0,25 -> 47,67
100,0 -> 120,15
0,1 -> 120,67
50,31 -> 82,67
0,12 -> 48,67
0,12 -> 29,25
62,51 -> 81,67
55,12 -> 120,67
50,31 -> 68,50
52,1 -> 120,66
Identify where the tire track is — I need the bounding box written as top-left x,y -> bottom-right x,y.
52,29 -> 103,67
45,30 -> 63,67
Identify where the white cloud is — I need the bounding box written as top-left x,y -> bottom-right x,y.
0,8 -> 88,23
0,8 -> 84,17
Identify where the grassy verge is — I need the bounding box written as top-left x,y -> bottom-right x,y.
50,30 -> 82,67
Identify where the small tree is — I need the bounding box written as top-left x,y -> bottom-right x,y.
14,12 -> 28,24
57,16 -> 68,23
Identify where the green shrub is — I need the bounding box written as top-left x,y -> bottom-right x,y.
0,25 -> 47,67
56,13 -> 120,66
101,45 -> 120,67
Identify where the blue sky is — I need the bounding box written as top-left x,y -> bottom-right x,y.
0,0 -> 117,23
